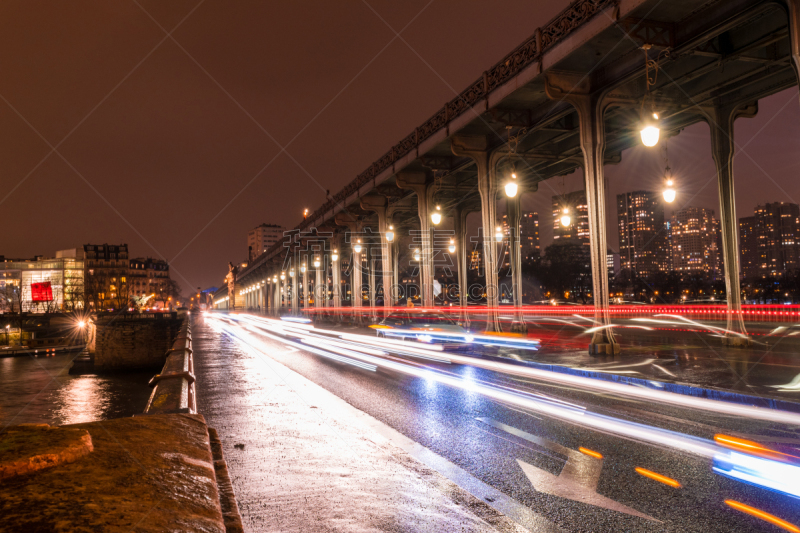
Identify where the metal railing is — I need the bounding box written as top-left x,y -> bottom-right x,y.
143,317 -> 196,415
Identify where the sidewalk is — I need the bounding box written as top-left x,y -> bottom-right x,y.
194,328 -> 538,533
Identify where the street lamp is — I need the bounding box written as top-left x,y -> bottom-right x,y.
386,225 -> 394,243
353,239 -> 362,253
560,208 -> 571,227
663,178 -> 676,203
431,205 -> 442,225
448,239 -> 456,254
504,172 -> 518,198
640,112 -> 660,147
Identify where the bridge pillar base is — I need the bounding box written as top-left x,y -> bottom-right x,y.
510,321 -> 528,334
588,342 -> 620,356
722,335 -> 752,348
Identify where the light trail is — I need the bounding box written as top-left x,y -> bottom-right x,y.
225,313 -> 800,427
209,313 -> 800,505
211,315 -> 719,459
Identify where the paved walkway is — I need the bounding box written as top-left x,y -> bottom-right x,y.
193,317 -> 528,533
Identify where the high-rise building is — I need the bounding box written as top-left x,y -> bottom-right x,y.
552,191 -> 589,248
739,216 -> 758,279
669,207 -> 721,275
500,211 -> 540,267
521,212 -> 540,259
617,190 -> 668,278
469,249 -> 483,272
606,251 -> 620,278
740,202 -> 800,278
247,223 -> 285,261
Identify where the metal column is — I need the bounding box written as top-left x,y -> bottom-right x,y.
452,137 -> 501,332
545,74 -> 618,355
707,102 -> 756,346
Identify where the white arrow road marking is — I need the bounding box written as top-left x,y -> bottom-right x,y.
478,418 -> 660,522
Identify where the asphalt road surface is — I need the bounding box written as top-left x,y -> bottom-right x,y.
194,312 -> 800,533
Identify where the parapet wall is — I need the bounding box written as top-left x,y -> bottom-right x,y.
94,313 -> 182,372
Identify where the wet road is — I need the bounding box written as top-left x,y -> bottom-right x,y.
195,313 -> 800,533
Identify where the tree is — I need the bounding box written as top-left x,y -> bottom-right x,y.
532,244 -> 591,301
154,278 -> 182,310
112,274 -> 133,311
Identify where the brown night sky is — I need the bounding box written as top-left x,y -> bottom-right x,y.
1,1 -> 799,294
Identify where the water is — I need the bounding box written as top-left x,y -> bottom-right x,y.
0,352 -> 154,428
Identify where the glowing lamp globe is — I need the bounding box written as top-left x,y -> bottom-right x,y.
663,179 -> 676,203
640,126 -> 660,147
332,249 -> 339,261
414,248 -> 421,261
386,225 -> 395,243
313,256 -> 321,268
353,239 -> 362,253
495,226 -> 503,242
431,205 -> 442,225
448,239 -> 456,254
504,181 -> 518,198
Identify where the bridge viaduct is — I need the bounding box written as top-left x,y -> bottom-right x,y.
214,0 -> 800,355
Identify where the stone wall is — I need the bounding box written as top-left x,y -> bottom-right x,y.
94,313 -> 182,372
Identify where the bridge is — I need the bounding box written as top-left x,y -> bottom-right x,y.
213,0 -> 800,356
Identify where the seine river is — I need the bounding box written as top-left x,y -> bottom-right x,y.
0,352 -> 153,428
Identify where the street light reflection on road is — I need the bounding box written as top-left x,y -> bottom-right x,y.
208,312 -> 800,528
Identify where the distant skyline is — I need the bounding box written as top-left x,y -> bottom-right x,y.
1,3 -> 798,294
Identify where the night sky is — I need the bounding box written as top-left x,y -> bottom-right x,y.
2,1 -> 799,294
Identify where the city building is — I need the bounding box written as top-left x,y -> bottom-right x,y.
755,202 -> 800,277
0,250 -> 85,312
83,244 -> 130,310
552,191 -> 589,248
248,223 -> 285,262
129,258 -> 171,304
669,207 -> 722,275
606,251 -> 620,279
739,216 -> 759,279
501,211 -> 540,267
469,249 -> 483,272
617,190 -> 669,278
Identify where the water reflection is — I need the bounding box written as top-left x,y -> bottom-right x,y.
0,352 -> 153,427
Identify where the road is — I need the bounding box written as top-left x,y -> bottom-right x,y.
193,312 -> 800,533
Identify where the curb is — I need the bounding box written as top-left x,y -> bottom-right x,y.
208,427 -> 244,533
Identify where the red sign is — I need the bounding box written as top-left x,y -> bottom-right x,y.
31,282 -> 53,302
